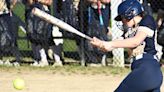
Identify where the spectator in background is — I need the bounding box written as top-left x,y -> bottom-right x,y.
156,9 -> 164,60
139,0 -> 153,16
0,0 -> 21,66
24,0 -> 52,67
156,9 -> 164,29
78,0 -> 110,66
49,0 -> 79,66
46,0 -> 65,67
48,26 -> 64,66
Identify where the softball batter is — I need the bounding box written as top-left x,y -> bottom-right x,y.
90,0 -> 163,91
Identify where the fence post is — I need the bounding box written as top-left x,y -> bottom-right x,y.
111,0 -> 124,67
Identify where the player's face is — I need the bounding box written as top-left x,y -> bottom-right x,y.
122,18 -> 135,28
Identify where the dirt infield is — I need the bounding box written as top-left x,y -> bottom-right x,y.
0,69 -> 164,92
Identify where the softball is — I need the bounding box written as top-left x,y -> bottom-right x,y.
13,78 -> 25,90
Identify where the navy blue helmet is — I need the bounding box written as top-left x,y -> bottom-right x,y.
115,0 -> 144,21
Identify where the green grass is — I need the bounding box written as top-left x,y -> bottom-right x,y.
17,40 -> 31,50
63,39 -> 77,51
0,63 -> 164,76
13,3 -> 25,21
0,64 -> 130,76
0,64 -> 163,76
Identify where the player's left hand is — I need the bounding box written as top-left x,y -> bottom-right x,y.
90,37 -> 102,47
90,37 -> 113,52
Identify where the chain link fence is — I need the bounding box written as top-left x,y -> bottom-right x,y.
9,0 -> 112,66
4,0 -> 109,66
1,0 -> 164,66
11,1 -> 81,64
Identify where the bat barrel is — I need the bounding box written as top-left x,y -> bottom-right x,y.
32,8 -> 92,41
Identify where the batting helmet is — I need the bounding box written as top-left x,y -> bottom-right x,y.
115,0 -> 144,21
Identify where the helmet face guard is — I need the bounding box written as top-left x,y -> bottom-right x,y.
115,0 -> 144,21
116,21 -> 132,32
